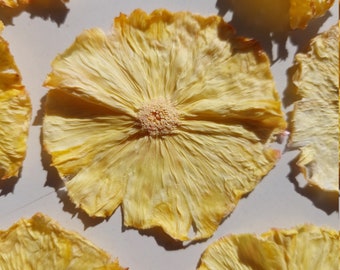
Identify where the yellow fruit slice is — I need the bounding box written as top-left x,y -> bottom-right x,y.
0,0 -> 28,7
197,224 -> 339,270
288,23 -> 339,192
0,213 -> 126,270
290,0 -> 335,29
221,0 -> 333,31
0,0 -> 68,8
42,9 -> 286,241
0,21 -> 31,180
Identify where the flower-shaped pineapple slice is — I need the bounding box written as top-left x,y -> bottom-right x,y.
42,9 -> 286,241
197,224 -> 339,270
288,23 -> 339,193
0,213 -> 126,270
0,21 -> 31,180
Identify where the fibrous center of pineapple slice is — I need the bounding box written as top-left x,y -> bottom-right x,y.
137,97 -> 179,137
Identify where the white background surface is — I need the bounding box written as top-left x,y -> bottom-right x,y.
0,1 -> 338,269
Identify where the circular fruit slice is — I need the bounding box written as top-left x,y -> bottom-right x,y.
0,21 -> 31,180
0,213 -> 126,270
197,224 -> 339,270
42,9 -> 286,241
288,23 -> 339,193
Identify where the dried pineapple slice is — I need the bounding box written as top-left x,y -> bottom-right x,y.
290,0 -> 335,29
197,224 -> 339,270
0,21 -> 31,180
0,0 -> 28,8
227,0 -> 333,30
288,23 -> 339,192
0,0 -> 68,8
42,9 -> 286,241
0,213 -> 126,270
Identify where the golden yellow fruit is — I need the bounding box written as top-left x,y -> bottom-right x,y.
0,21 -> 31,180
197,224 -> 339,270
42,9 -> 286,241
288,23 -> 339,193
0,0 -> 68,8
225,0 -> 333,31
0,213 -> 127,270
290,0 -> 335,29
0,0 -> 28,8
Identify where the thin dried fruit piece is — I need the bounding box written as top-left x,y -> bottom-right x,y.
226,0 -> 333,31
0,0 -> 68,8
0,213 -> 127,270
290,0 -> 335,29
0,0 -> 28,8
197,224 -> 339,270
42,9 -> 286,241
288,23 -> 339,192
0,21 -> 31,180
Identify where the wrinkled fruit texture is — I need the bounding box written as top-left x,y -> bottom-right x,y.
197,224 -> 339,270
289,0 -> 335,29
289,23 -> 339,192
42,9 -> 286,241
0,21 -> 31,180
0,213 -> 127,270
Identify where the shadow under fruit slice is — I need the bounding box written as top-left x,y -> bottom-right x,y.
0,21 -> 31,180
42,9 -> 286,241
0,213 -> 127,270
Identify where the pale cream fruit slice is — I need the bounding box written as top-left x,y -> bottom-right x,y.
42,9 -> 286,241
289,23 -> 339,193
